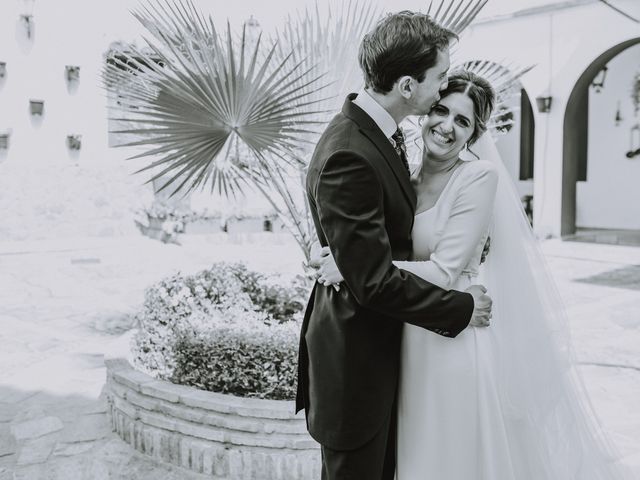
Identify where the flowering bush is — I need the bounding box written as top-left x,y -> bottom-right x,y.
132,262 -> 309,398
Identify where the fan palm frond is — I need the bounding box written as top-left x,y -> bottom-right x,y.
427,0 -> 488,35
460,60 -> 534,135
102,0 -> 328,198
276,0 -> 382,124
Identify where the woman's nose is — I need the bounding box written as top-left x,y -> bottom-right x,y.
440,116 -> 454,132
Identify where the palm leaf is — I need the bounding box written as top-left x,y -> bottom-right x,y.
103,0 -> 345,259
427,0 -> 488,35
460,60 -> 534,135
102,0 -> 328,200
275,0 -> 382,129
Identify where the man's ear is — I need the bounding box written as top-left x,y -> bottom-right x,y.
396,76 -> 413,99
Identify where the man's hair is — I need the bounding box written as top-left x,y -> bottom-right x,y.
439,70 -> 496,145
358,11 -> 457,94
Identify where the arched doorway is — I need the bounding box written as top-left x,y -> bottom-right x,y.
499,86 -> 536,225
562,38 -> 640,237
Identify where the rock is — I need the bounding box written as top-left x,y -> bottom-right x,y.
16,437 -> 56,465
11,406 -> 46,424
11,416 -> 64,441
60,414 -> 109,443
0,427 -> 17,457
53,441 -> 95,457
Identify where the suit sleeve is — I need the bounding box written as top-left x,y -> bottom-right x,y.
315,150 -> 473,337
394,161 -> 498,290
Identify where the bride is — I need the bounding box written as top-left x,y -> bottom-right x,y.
313,70 -> 630,479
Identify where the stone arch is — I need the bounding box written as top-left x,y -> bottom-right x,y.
561,37 -> 640,235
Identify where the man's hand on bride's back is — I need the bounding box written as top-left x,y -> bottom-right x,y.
466,285 -> 492,328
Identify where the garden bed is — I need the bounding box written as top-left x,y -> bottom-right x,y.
105,358 -> 320,479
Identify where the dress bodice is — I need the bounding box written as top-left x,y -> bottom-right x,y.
394,160 -> 498,291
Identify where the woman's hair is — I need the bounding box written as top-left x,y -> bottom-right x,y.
438,70 -> 495,145
358,11 -> 457,94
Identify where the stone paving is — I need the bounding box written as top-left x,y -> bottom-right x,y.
0,233 -> 638,479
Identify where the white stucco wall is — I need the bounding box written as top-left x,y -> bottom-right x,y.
0,0 -> 292,241
2,0 -> 640,240
577,43 -> 640,230
457,0 -> 640,236
0,1 -> 154,241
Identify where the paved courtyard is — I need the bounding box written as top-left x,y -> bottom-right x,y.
0,233 -> 638,478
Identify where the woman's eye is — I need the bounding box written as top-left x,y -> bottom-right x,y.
456,118 -> 469,127
432,106 -> 446,115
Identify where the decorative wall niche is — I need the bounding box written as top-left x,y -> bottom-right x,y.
67,134 -> 82,151
66,65 -> 80,82
29,99 -> 44,116
20,14 -> 34,39
65,65 -> 80,94
20,0 -> 35,39
0,133 -> 9,150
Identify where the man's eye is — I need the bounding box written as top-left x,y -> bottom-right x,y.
432,106 -> 446,115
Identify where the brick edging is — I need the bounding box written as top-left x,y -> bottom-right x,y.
104,358 -> 320,478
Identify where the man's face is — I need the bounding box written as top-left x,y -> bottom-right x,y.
408,48 -> 450,116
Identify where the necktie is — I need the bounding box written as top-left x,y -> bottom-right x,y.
391,128 -> 410,176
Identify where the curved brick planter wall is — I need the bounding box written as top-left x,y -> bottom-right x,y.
104,358 -> 320,479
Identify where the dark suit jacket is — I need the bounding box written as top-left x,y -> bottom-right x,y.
296,94 -> 474,451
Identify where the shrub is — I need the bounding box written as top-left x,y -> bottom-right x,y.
171,309 -> 299,400
132,262 -> 309,399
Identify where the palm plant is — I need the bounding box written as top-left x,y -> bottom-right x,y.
461,60 -> 534,135
258,1 -> 382,258
104,0 -> 490,261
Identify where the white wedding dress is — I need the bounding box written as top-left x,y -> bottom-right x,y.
394,159 -> 509,480
393,151 -> 629,480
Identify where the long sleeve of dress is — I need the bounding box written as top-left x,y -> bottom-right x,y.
394,160 -> 498,290
313,150 -> 474,335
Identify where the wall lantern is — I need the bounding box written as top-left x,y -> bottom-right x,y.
29,99 -> 44,116
67,134 -> 82,150
615,101 -> 623,126
591,66 -> 608,93
626,125 -> 640,159
65,65 -> 80,82
535,96 -> 553,113
0,133 -> 9,150
0,62 -> 6,79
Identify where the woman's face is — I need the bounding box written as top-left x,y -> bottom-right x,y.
422,92 -> 476,160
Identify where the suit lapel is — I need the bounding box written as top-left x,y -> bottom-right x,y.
342,94 -> 417,211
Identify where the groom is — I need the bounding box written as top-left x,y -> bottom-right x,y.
296,11 -> 492,480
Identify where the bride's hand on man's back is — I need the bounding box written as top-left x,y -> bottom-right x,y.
466,285 -> 492,328
310,242 -> 343,291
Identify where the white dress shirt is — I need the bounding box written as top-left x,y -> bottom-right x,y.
352,90 -> 398,144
